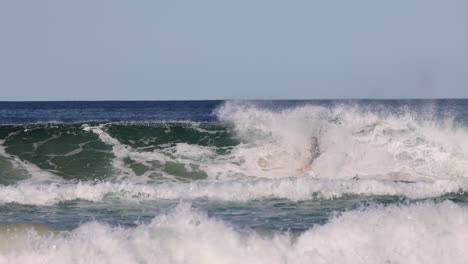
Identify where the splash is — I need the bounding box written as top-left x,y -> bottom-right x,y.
217,101 -> 468,180
1,202 -> 467,264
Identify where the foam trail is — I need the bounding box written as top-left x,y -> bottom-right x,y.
0,139 -> 59,183
82,125 -> 137,178
82,124 -> 222,180
2,177 -> 468,205
81,124 -> 264,180
1,202 -> 468,264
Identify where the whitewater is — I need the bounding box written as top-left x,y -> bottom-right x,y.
0,100 -> 467,263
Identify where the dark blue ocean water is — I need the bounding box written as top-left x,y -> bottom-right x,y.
0,101 -> 222,124
1,99 -> 467,124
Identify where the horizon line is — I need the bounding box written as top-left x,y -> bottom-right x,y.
1,97 -> 467,103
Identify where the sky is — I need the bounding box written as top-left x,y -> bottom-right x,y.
1,0 -> 467,100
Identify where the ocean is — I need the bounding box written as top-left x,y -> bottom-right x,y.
0,99 -> 468,263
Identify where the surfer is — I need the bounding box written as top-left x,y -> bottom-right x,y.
298,136 -> 320,173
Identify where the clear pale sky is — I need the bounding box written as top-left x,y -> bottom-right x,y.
1,0 -> 467,100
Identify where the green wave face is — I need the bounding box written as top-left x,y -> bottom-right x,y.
106,122 -> 238,150
0,122 -> 239,182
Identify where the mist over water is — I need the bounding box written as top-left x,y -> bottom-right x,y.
1,100 -> 468,263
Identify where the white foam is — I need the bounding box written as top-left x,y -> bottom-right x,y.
1,176 -> 467,205
216,101 -> 468,180
1,202 -> 468,263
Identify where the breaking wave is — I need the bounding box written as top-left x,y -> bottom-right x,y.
1,201 -> 467,264
1,101 -> 468,203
